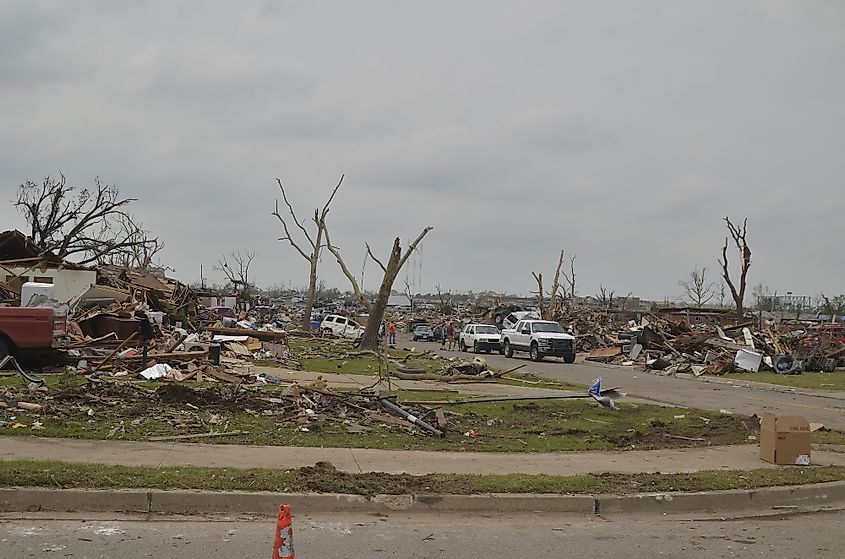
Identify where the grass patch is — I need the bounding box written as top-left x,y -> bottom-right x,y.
813,430 -> 845,446
723,371 -> 845,391
0,397 -> 761,453
1,460 -> 843,496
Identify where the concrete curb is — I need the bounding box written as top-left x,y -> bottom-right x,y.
0,488 -> 595,515
2,481 -> 844,516
595,481 -> 845,515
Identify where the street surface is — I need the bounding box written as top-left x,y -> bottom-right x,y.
2,510 -> 842,558
410,335 -> 845,430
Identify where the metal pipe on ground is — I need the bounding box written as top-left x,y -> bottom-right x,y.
378,397 -> 445,438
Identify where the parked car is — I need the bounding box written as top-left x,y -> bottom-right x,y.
406,318 -> 429,333
500,319 -> 576,363
320,314 -> 364,339
0,306 -> 69,362
459,323 -> 501,353
412,324 -> 435,341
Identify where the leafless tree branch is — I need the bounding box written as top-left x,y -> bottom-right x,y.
272,174 -> 345,328
15,174 -> 159,265
679,266 -> 716,307
365,243 -> 387,273
719,217 -> 751,320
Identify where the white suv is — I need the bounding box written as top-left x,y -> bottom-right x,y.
320,314 -> 364,339
459,323 -> 502,353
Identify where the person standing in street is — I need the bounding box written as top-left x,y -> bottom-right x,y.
388,321 -> 396,346
446,322 -> 455,350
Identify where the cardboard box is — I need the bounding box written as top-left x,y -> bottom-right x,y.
759,412 -> 811,465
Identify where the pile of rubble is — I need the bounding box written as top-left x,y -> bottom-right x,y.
585,315 -> 844,375
0,376 -> 447,439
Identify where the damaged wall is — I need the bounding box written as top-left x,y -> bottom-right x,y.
3,265 -> 97,303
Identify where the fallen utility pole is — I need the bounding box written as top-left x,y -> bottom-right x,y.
410,387 -> 621,406
378,396 -> 444,438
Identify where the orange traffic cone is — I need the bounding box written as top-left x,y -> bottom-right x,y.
272,504 -> 295,559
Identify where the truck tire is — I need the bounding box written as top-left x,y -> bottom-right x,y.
563,353 -> 576,364
503,340 -> 514,358
530,343 -> 542,362
460,340 -> 467,352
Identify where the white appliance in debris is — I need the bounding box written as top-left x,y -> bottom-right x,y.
20,282 -> 55,307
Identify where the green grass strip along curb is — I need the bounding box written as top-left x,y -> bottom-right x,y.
2,460 -> 844,496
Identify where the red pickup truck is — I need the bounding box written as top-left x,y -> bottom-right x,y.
0,307 -> 68,361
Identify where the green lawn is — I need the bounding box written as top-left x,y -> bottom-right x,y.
0,392 -> 761,452
723,371 -> 845,391
1,460 -> 843,496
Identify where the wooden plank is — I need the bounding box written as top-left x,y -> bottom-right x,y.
588,346 -> 622,358
203,367 -> 243,385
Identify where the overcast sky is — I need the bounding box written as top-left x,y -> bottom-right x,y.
2,1 -> 843,301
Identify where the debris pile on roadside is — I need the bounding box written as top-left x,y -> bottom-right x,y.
0,373 -> 448,439
393,355 -> 496,381
583,314 -> 844,376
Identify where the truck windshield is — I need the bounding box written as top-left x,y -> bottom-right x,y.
476,325 -> 498,334
532,322 -> 565,333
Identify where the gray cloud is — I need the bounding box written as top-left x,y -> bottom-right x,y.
1,0 -> 844,301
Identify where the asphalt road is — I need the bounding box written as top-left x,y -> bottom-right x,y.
2,510 -> 842,558
405,335 -> 845,430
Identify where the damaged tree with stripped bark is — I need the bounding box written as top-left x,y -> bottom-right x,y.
719,217 -> 752,321
532,249 -> 566,320
326,226 -> 433,350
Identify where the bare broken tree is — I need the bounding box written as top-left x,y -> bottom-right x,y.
15,174 -> 161,266
679,266 -> 716,307
719,217 -> 751,321
532,249 -> 566,319
561,254 -> 577,304
402,278 -> 417,311
435,283 -> 453,315
101,217 -> 166,271
595,285 -> 615,311
327,226 -> 433,350
215,251 -> 256,300
818,293 -> 845,321
272,175 -> 344,330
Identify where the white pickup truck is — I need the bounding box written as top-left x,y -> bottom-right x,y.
500,319 -> 576,363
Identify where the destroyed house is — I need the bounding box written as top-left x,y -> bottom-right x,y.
0,230 -> 97,303
656,306 -> 735,326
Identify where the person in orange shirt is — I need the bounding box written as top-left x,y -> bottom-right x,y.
388,321 -> 396,345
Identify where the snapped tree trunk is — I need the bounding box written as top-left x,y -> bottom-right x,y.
302,254 -> 319,331
359,239 -> 403,350
326,226 -> 432,350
